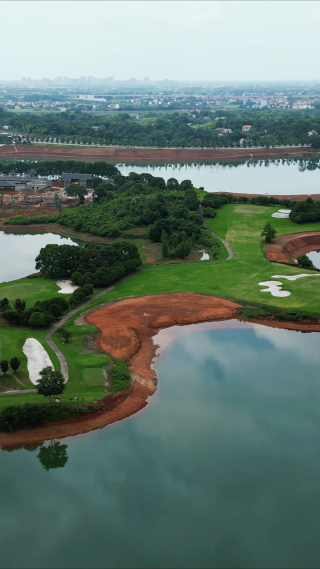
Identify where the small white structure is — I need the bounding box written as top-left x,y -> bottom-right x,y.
23,338 -> 53,385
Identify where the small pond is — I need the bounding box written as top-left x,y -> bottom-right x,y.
1,320 -> 320,568
307,250 -> 320,269
0,231 -> 82,283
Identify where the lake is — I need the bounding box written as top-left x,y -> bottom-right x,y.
307,250 -> 320,269
117,158 -> 320,195
0,232 -> 81,283
1,320 -> 320,569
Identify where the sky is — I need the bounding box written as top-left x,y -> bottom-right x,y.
1,0 -> 319,82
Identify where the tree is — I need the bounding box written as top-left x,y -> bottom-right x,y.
71,270 -> 81,284
297,254 -> 314,269
49,303 -> 62,318
0,297 -> 10,312
261,222 -> 277,243
29,312 -> 45,327
0,360 -> 9,375
54,193 -> 63,214
10,357 -> 21,372
162,237 -> 169,258
13,298 -> 26,313
36,366 -> 65,403
61,330 -> 71,343
65,183 -> 87,205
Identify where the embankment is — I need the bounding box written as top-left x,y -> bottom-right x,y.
0,144 -> 317,162
264,232 -> 320,263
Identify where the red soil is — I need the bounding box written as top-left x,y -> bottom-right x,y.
217,192 -> 320,202
1,292 -> 320,448
264,232 -> 320,263
0,145 -> 317,161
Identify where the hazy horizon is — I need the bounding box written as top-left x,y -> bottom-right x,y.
1,0 -> 319,82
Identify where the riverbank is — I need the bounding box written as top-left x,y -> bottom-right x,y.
0,144 -> 318,162
2,292 -> 320,448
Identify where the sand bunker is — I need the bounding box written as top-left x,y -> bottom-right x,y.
200,250 -> 209,260
258,281 -> 291,297
271,209 -> 291,219
272,274 -> 320,281
22,338 -> 53,385
56,280 -> 79,294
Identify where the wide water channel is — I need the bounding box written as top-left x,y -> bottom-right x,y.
117,158 -> 320,195
1,320 -> 320,568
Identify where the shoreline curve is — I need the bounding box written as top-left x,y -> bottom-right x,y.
1,293 -> 320,448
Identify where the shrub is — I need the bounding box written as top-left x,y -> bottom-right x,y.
29,312 -> 45,327
110,360 -> 131,392
49,297 -> 69,311
297,254 -> 314,269
83,284 -> 93,298
49,303 -> 63,318
71,271 -> 81,284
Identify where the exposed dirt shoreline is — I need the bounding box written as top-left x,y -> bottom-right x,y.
264,231 -> 320,263
1,293 -> 320,448
0,144 -> 317,162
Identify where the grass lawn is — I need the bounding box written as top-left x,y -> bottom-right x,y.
0,277 -> 64,306
51,324 -> 109,403
1,202 -> 320,410
0,327 -> 60,407
72,204 -> 320,314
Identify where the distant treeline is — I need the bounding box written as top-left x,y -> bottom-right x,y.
2,107 -> 320,147
0,160 -> 119,177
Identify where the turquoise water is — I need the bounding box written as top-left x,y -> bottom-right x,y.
0,232 -> 81,283
1,320 -> 320,568
117,158 -> 320,195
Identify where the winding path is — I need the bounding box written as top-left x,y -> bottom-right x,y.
198,205 -> 234,260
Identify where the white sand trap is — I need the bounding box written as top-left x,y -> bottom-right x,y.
258,281 -> 291,297
56,280 -> 79,294
272,274 -> 320,281
271,209 -> 291,219
22,338 -> 53,385
200,250 -> 210,261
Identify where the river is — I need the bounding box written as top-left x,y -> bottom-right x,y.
117,158 -> 320,195
1,320 -> 320,568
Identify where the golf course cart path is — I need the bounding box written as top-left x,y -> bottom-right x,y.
202,219 -> 234,260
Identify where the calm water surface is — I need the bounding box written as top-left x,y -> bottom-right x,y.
117,159 -> 320,195
1,320 -> 320,569
307,250 -> 320,269
0,232 -> 81,282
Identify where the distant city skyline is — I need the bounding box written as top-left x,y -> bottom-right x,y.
1,1 -> 319,82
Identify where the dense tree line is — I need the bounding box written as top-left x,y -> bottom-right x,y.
35,242 -> 140,275
289,197 -> 320,223
0,159 -> 119,178
2,107 -> 320,147
0,295 -> 69,327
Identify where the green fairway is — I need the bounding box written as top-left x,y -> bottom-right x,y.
0,277 -> 64,305
51,324 -> 109,403
1,202 -> 320,410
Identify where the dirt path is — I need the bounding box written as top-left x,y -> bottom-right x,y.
199,206 -> 233,260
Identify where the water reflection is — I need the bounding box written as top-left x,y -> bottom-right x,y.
2,440 -> 69,471
117,158 -> 320,195
37,441 -> 69,471
307,250 -> 320,269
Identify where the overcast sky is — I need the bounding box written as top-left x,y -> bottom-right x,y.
1,1 -> 319,82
